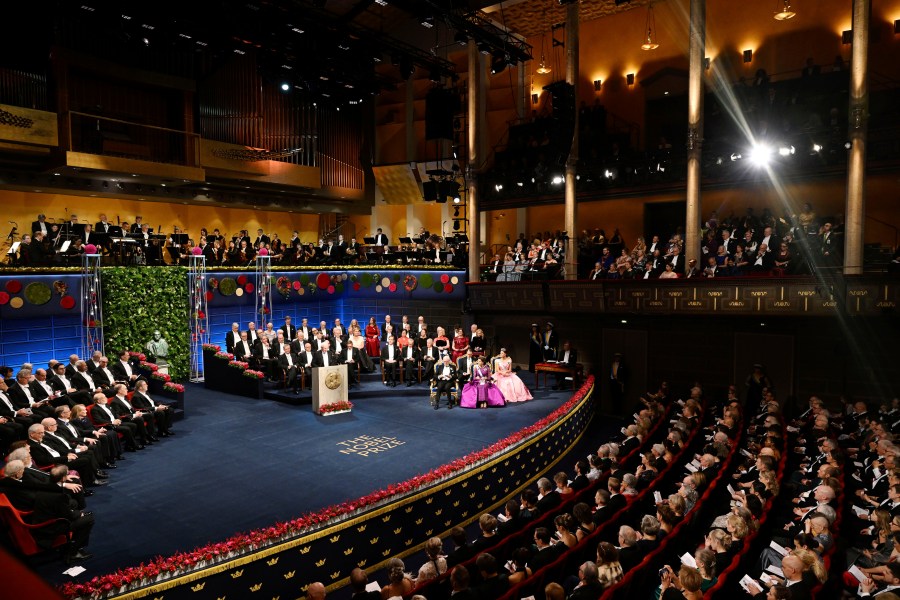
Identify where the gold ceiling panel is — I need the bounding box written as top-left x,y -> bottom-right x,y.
372,164 -> 424,205
482,0 -> 650,39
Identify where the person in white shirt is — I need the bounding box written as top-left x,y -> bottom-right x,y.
381,335 -> 399,386
234,332 -> 254,360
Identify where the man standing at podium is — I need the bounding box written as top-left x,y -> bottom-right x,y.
313,340 -> 336,368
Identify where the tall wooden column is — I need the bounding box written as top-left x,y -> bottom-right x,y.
685,0 -> 705,266
563,0 -> 579,279
467,42 -> 485,276
844,0 -> 870,275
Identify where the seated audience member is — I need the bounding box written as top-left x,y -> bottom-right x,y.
380,557 -> 414,600
471,513 -> 499,553
446,526 -> 475,568
473,553 -> 509,600
529,527 -> 565,571
506,547 -> 532,585
110,384 -> 157,443
414,537 -> 448,584
89,392 -> 142,451
130,379 -> 174,436
0,459 -> 95,564
595,541 -> 624,589
568,561 -> 603,600
110,350 -> 142,388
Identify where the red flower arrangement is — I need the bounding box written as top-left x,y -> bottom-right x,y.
150,372 -> 171,382
242,369 -> 265,379
129,352 -> 147,362
137,361 -> 159,373
57,377 -> 595,600
214,351 -> 234,360
163,382 -> 185,393
228,360 -> 249,370
202,344 -> 221,352
320,400 -> 353,415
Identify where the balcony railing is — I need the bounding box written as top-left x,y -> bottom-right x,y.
66,111 -> 200,167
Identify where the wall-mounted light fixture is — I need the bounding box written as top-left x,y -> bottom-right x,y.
532,93 -> 539,104
842,29 -> 852,44
894,20 -> 900,35
743,49 -> 753,63
593,79 -> 602,91
704,57 -> 711,70
626,73 -> 635,85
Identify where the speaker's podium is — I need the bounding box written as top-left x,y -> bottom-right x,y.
312,364 -> 350,415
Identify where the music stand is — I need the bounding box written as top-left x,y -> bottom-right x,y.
455,234 -> 469,243
399,237 -> 413,245
170,233 -> 189,245
363,237 -> 376,245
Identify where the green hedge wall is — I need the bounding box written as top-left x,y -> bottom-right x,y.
101,267 -> 190,382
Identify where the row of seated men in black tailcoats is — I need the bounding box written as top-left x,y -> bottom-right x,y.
223,317 -> 484,392
0,350 -> 179,565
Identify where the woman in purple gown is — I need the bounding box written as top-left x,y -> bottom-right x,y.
460,357 -> 506,409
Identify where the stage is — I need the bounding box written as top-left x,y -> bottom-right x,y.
33,371 -> 584,589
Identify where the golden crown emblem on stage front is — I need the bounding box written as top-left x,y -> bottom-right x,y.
325,371 -> 342,390
469,492 -> 476,499
316,558 -> 326,567
393,527 -> 402,534
190,583 -> 206,592
382,549 -> 391,557
357,524 -> 367,532
230,570 -> 244,578
267,557 -> 279,566
382,514 -> 391,522
249,583 -> 262,592
370,537 -> 379,544
330,534 -> 340,543
344,547 -> 354,555
415,518 -> 423,525
357,559 -> 367,567
299,546 -> 311,554
330,571 -> 341,580
425,529 -> 433,535
284,571 -> 296,580
425,498 -> 433,504
404,506 -> 413,513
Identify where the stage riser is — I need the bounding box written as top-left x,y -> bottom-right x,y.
108,383 -> 595,600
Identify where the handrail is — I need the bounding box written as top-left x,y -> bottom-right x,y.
866,214 -> 899,248
67,111 -> 199,137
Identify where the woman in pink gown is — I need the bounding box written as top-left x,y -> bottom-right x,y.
492,349 -> 533,402
365,317 -> 381,357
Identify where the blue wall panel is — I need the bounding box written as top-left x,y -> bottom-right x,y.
0,315 -> 82,371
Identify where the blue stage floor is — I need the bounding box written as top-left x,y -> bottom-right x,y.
33,371 -> 583,587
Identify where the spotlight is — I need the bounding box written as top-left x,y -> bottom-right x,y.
748,143 -> 772,166
374,0 -> 388,5
812,143 -> 822,153
603,169 -> 614,179
730,153 -> 742,161
777,145 -> 795,156
773,0 -> 796,21
280,82 -> 290,91
551,175 -> 564,185
453,196 -> 461,204
516,181 -> 523,187
490,52 -> 508,75
494,183 -> 503,192
844,141 -> 852,149
421,16 -> 434,29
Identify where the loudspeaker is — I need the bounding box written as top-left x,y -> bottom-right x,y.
425,88 -> 459,141
544,81 -> 576,164
423,180 -> 438,201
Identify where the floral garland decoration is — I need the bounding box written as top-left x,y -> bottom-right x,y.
208,277 -> 219,289
276,276 -> 291,298
58,376 -> 594,600
402,274 -> 417,292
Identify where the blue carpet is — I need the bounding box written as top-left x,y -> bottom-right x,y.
34,372 -> 580,586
